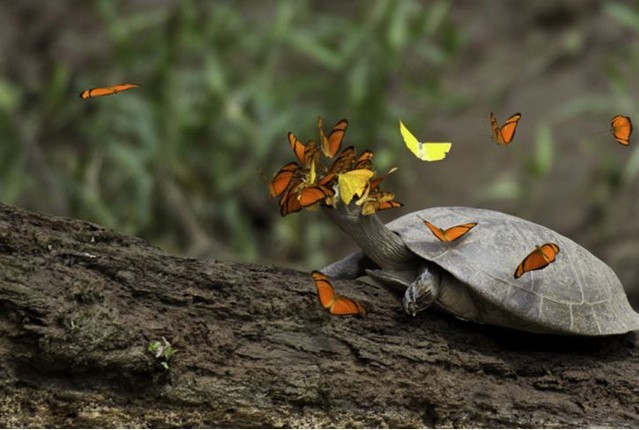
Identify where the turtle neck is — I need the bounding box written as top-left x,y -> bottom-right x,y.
322,204 -> 418,271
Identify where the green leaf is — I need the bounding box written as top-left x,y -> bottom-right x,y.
605,3 -> 639,30
478,176 -> 522,201
148,341 -> 161,353
531,123 -> 554,178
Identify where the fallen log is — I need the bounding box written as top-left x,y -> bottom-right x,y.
0,203 -> 637,427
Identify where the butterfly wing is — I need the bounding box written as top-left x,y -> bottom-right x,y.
330,296 -> 367,316
377,200 -> 402,212
297,186 -> 334,207
354,150 -> 375,170
338,169 -> 375,205
80,83 -> 138,99
422,143 -> 452,161
318,173 -> 336,186
328,146 -> 356,174
269,162 -> 299,197
369,167 -> 398,191
311,271 -> 366,316
489,111 -> 502,144
400,121 -> 451,161
288,132 -> 306,164
539,243 -> 560,260
400,120 -> 421,158
499,113 -> 522,144
361,191 -> 401,215
420,218 -> 448,242
303,140 -> 320,167
280,191 -> 302,216
312,271 -> 336,309
514,243 -> 560,279
319,118 -> 348,158
441,223 -> 477,241
611,115 -> 632,146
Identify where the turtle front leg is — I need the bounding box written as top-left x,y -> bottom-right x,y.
321,251 -> 378,280
403,265 -> 442,316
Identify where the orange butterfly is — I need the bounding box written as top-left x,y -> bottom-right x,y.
610,115 -> 632,146
328,146 -> 357,174
419,217 -> 477,242
318,117 -> 349,158
269,162 -> 299,198
79,83 -> 139,99
318,173 -> 336,187
490,112 -> 521,146
288,133 -> 319,166
353,149 -> 375,170
280,191 -> 303,216
278,176 -> 323,216
377,200 -> 403,211
297,185 -> 334,207
514,243 -> 560,279
359,191 -> 402,215
311,271 -> 366,316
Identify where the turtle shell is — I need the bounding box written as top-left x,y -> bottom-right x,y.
388,206 -> 639,335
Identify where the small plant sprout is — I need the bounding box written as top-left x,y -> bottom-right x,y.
147,336 -> 176,370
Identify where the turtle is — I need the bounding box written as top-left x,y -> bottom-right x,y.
321,205 -> 639,335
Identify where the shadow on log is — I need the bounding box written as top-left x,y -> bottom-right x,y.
0,203 -> 638,427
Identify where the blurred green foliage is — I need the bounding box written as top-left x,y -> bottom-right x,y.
479,1 -> 639,242
0,0 -> 462,268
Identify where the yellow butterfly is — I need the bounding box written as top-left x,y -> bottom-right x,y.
399,120 -> 452,161
338,169 -> 374,205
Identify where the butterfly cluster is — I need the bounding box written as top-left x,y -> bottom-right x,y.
268,117 -> 402,217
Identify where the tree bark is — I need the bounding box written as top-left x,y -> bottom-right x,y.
0,202 -> 638,428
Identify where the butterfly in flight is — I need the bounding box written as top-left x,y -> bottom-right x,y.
399,121 -> 452,161
490,112 -> 521,146
514,243 -> 560,279
80,83 -> 139,99
610,115 -> 632,146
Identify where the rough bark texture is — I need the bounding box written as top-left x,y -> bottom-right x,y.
0,203 -> 639,428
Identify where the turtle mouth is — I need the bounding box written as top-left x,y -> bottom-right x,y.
403,298 -> 419,317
